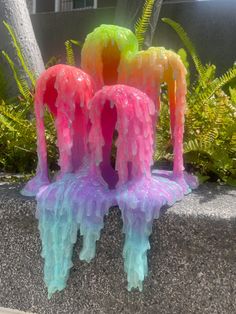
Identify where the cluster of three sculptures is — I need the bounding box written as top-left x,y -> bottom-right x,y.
21,24 -> 198,297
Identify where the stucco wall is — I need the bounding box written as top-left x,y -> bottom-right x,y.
98,0 -> 117,8
31,8 -> 115,64
36,0 -> 55,13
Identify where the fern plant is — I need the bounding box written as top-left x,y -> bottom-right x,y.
156,18 -> 236,185
0,21 -> 57,173
0,22 -> 84,173
65,39 -> 83,66
135,0 -> 155,50
162,18 -> 205,77
3,21 -> 36,86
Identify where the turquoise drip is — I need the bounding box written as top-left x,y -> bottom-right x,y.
79,218 -> 104,262
122,208 -> 154,291
36,174 -> 111,298
38,204 -> 106,297
38,199 -> 78,298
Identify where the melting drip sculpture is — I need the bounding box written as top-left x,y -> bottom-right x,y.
22,64 -> 95,196
22,25 -> 198,297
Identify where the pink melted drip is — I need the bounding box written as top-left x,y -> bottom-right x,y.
21,64 -> 95,196
88,85 -> 156,187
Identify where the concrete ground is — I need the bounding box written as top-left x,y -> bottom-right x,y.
0,308 -> 34,314
0,182 -> 235,314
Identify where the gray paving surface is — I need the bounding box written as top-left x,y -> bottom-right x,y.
0,182 -> 235,314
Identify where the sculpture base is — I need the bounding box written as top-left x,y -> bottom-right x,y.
34,169 -> 198,296
20,174 -> 50,197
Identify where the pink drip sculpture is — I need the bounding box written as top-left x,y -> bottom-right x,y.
22,24 -> 198,298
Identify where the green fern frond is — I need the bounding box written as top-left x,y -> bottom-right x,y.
198,67 -> 236,102
135,0 -> 155,49
65,40 -> 76,66
216,67 -> 236,89
204,129 -> 218,144
45,56 -> 61,69
201,64 -> 216,82
230,132 -> 236,152
0,102 -> 29,128
184,139 -> 213,155
177,48 -> 190,86
65,39 -> 83,66
2,51 -> 31,100
0,113 -> 17,131
195,64 -> 216,91
3,21 -> 35,86
229,87 -> 236,104
0,108 -> 26,133
0,100 -> 32,136
69,39 -> 83,48
215,98 -> 233,125
162,18 -> 205,77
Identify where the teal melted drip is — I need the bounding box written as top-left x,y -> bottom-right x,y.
39,205 -> 78,299
122,209 -> 154,291
79,217 -> 104,262
77,198 -> 110,262
37,176 -> 79,298
37,174 -> 113,298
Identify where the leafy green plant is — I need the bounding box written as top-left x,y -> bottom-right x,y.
135,0 -> 155,50
0,21 -> 57,173
156,18 -> 236,185
65,39 -> 83,66
45,55 -> 61,69
3,21 -> 36,86
0,22 -> 84,173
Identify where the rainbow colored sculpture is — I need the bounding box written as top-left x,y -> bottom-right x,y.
22,24 -> 198,297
